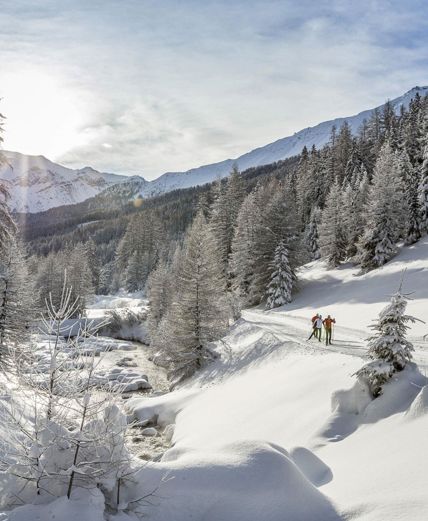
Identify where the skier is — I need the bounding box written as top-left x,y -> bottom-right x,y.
308,314 -> 323,341
323,315 -> 336,345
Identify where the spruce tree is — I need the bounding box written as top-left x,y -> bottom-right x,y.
266,240 -> 296,309
355,288 -> 418,397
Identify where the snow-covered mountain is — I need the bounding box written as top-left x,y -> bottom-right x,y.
0,151 -> 144,213
2,86 -> 427,213
139,86 -> 428,196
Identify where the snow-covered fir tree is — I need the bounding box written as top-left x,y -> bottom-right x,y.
266,240 -> 296,309
355,288 -> 419,397
358,142 -> 406,272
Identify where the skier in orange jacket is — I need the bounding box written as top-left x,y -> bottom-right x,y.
323,315 -> 336,345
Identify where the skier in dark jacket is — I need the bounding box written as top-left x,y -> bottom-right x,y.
323,315 -> 336,345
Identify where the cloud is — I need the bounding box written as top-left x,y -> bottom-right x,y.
0,0 -> 428,178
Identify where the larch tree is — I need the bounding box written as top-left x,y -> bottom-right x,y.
158,212 -> 228,384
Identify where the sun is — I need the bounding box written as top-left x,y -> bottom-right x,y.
1,69 -> 88,159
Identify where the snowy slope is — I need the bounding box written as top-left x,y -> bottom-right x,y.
139,86 -> 428,196
123,238 -> 428,521
0,151 -> 143,213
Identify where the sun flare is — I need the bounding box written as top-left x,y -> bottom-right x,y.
1,69 -> 87,159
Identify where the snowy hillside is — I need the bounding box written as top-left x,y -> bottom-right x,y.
119,238 -> 428,521
138,85 -> 428,196
0,151 -> 141,213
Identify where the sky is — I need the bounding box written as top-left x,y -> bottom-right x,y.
1,0 -> 428,180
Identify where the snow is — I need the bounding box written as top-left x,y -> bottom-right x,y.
4,489 -> 106,521
2,236 -> 428,519
122,236 -> 428,521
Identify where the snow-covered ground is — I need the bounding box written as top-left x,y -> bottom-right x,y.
3,242 -> 428,520
122,239 -> 428,521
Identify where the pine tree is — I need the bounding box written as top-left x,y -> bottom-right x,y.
319,180 -> 347,267
355,288 -> 418,397
266,240 -> 296,309
358,142 -> 405,271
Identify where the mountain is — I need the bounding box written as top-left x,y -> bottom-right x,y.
138,85 -> 428,196
0,151 -> 146,213
2,86 -> 428,213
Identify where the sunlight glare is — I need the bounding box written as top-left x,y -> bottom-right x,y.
1,69 -> 88,159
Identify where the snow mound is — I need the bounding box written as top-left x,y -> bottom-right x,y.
405,385 -> 428,420
6,488 -> 105,521
127,389 -> 197,427
133,441 -> 341,521
290,446 -> 333,486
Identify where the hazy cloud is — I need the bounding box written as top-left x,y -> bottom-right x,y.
1,0 -> 428,178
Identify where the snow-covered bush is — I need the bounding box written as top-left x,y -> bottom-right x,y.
355,289 -> 419,397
